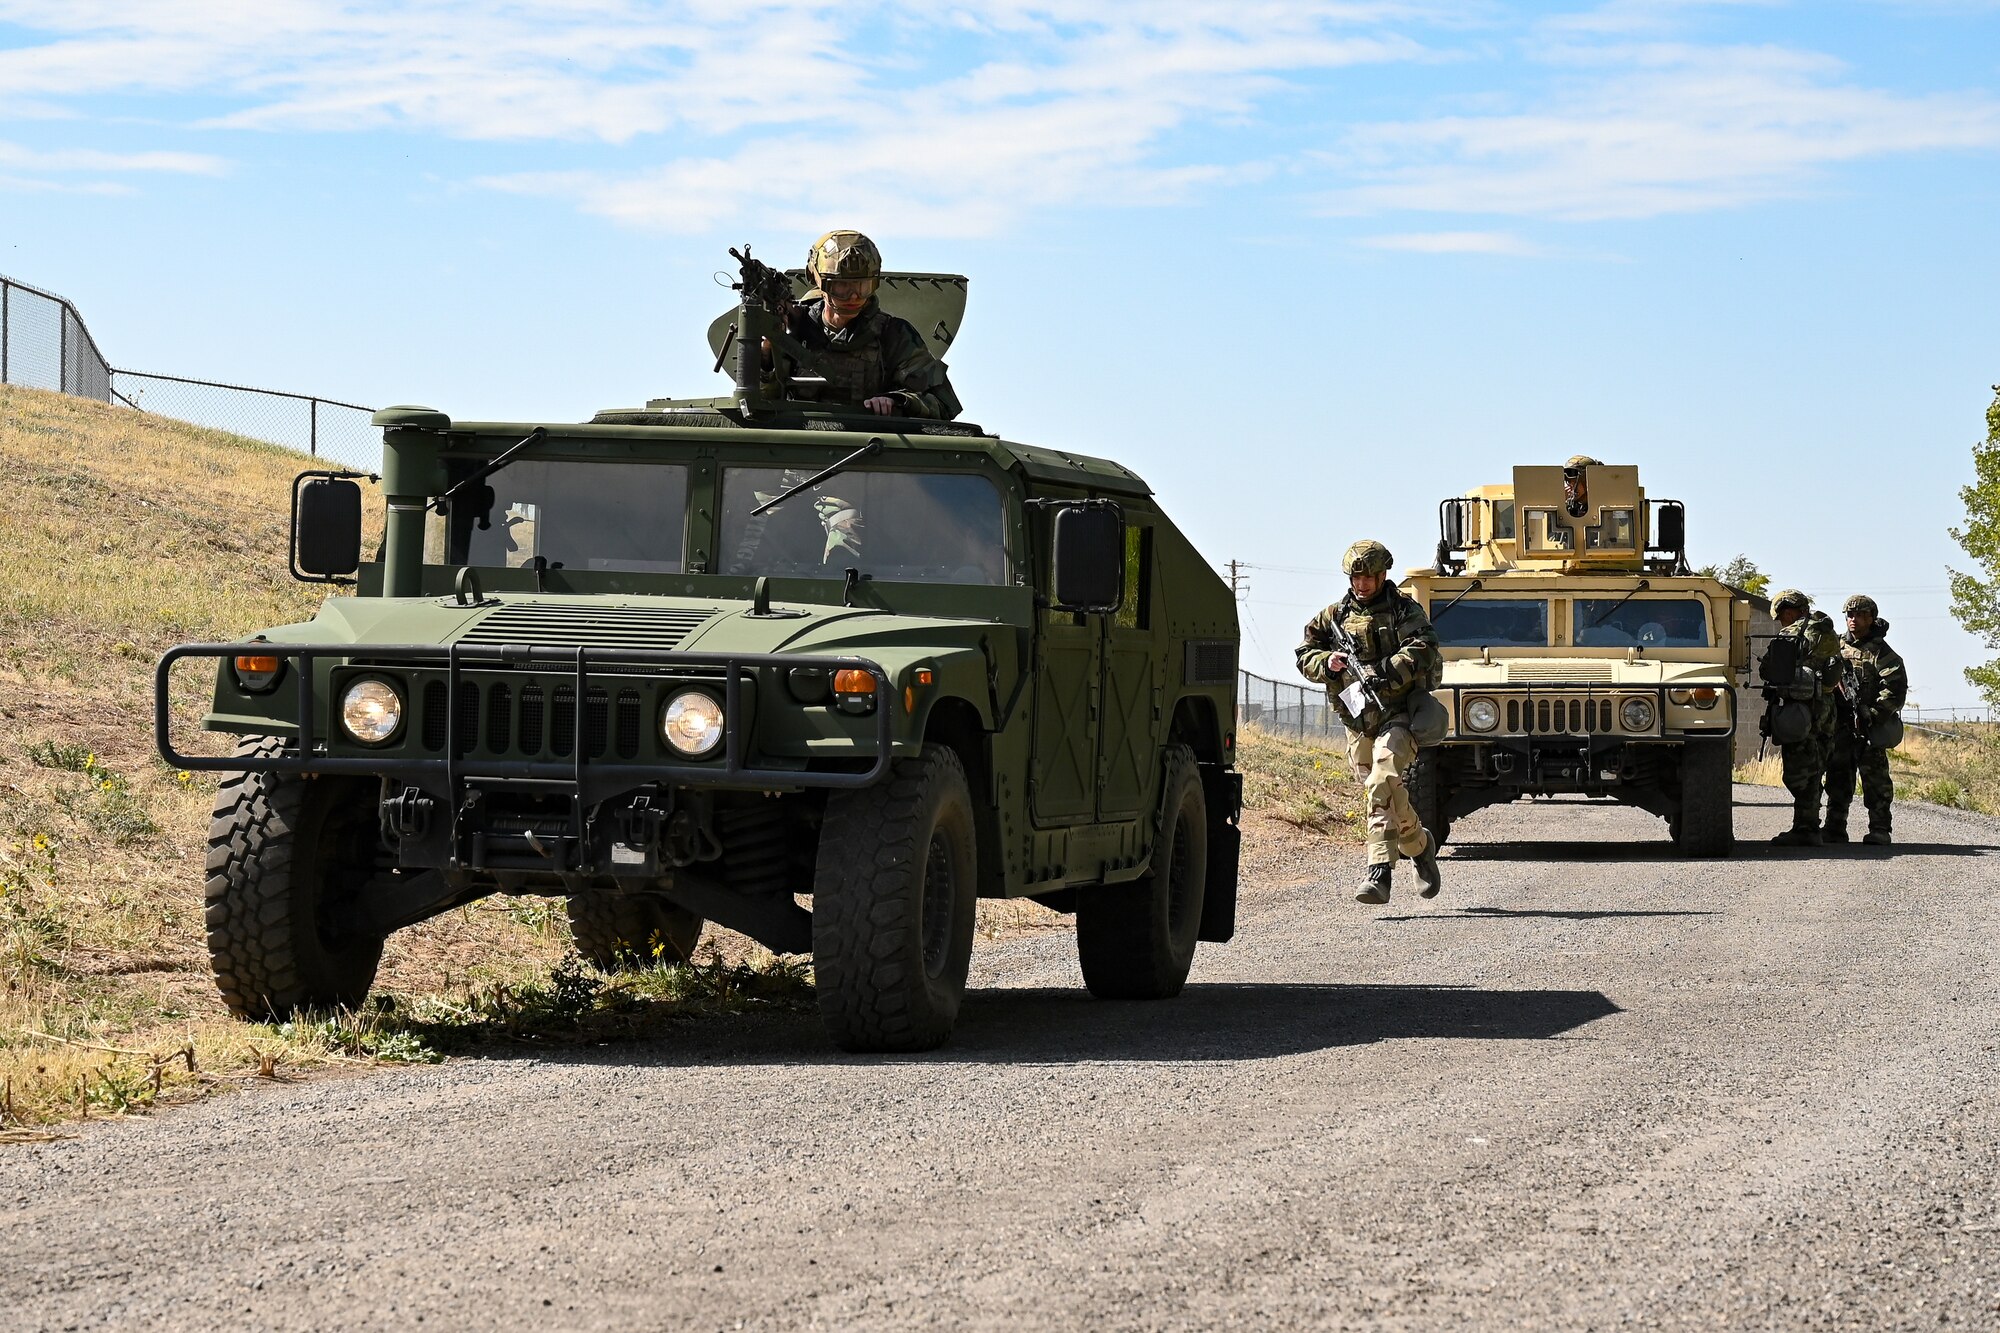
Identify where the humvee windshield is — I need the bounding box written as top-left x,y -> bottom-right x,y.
718,467 -> 1009,585
1575,598 -> 1710,648
428,460 -> 690,573
1432,598 -> 1549,648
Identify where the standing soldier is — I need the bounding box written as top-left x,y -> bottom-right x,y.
770,230 -> 962,420
1765,588 -> 1843,846
1825,595 -> 1908,845
1297,541 -> 1444,904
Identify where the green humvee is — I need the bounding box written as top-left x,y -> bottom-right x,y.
156,257 -> 1242,1052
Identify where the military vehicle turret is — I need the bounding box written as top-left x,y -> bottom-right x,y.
1400,460 -> 1748,857
156,250 -> 1241,1053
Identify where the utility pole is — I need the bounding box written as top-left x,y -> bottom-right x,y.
1228,559 -> 1247,601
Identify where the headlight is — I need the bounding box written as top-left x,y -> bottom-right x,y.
340,678 -> 404,745
1620,697 -> 1656,732
1463,697 -> 1500,733
1668,687 -> 1720,710
661,690 -> 724,757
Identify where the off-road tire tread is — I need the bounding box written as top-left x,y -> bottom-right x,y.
1076,744 -> 1207,1000
812,744 -> 976,1053
204,736 -> 383,1019
566,893 -> 704,971
1410,755 -> 1452,848
1676,736 -> 1735,859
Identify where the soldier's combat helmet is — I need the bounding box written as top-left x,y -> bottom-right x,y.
1771,588 -> 1811,614
1843,594 -> 1878,617
1565,455 -> 1603,469
807,230 -> 883,287
1342,540 -> 1394,576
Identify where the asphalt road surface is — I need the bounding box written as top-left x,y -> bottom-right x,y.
7,785 -> 1998,1331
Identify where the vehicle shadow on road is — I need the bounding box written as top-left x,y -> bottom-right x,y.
573,982 -> 1625,1068
935,983 -> 1623,1063
1374,906 -> 1717,923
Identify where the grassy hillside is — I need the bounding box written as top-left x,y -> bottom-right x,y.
0,384 -> 1358,1136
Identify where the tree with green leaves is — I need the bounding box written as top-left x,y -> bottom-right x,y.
1948,385 -> 2000,706
1696,555 -> 1770,599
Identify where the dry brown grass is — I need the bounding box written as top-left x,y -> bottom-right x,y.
0,383 -> 578,1131
1734,724 -> 2000,817
1237,723 -> 1365,839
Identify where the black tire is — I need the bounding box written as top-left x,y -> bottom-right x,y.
1077,744 -> 1207,1001
1675,737 -> 1735,858
1409,753 -> 1453,848
204,736 -> 386,1019
811,743 -> 979,1053
566,893 -> 705,971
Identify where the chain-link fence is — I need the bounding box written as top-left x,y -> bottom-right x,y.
1,273 -> 378,472
109,369 -> 377,472
1239,668 -> 1344,744
1,274 -> 115,403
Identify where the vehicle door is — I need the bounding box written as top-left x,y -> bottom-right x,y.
1096,520 -> 1161,822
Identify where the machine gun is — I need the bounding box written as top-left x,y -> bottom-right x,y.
719,243 -> 837,416
1317,618 -> 1389,731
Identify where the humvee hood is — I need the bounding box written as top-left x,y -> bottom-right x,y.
281,595 -> 992,668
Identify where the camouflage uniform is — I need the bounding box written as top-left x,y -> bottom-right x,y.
1825,606 -> 1907,841
1297,579 -> 1442,870
779,296 -> 962,421
1767,594 -> 1843,839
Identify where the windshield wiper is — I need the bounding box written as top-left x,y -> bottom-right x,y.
751,439 -> 882,517
431,427 -> 548,518
1587,578 -> 1650,627
1434,578 -> 1483,618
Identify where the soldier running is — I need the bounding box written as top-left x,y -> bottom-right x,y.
769,230 -> 962,420
1297,541 -> 1444,904
1825,594 -> 1908,846
1766,588 -> 1844,846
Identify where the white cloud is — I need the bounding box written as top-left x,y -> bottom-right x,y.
0,141 -> 226,175
0,1 -> 1440,230
1357,229 -> 1552,254
1323,37 -> 2000,221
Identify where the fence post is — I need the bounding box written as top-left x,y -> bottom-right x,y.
310,398 -> 319,456
2,279 -> 9,385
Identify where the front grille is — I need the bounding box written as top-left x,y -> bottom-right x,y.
418,675 -> 645,760
1500,694 -> 1621,735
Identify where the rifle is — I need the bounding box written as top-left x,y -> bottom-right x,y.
1317,617 -> 1389,729
1836,655 -> 1871,742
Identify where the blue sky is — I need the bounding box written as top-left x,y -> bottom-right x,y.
3,0 -> 1998,701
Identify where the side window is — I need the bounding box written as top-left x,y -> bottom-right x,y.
1117,524 -> 1152,630
1492,500 -> 1516,541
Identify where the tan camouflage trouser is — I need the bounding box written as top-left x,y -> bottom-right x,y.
1345,723 -> 1430,867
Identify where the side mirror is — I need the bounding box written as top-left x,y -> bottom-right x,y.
1049,502 -> 1123,613
292,473 -> 363,584
1440,499 -> 1469,550
1654,502 -> 1685,554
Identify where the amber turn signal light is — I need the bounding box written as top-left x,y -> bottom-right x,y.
832,668 -> 876,695
232,653 -> 283,693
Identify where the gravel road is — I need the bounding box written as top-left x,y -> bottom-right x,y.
7,785 -> 1998,1331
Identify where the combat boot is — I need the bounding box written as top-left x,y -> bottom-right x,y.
1821,821 -> 1850,844
1862,830 -> 1893,846
1355,863 -> 1392,905
1771,826 -> 1823,847
1413,834 -> 1443,899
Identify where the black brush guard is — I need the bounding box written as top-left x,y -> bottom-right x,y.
1433,682 -> 1737,787
156,642 -> 896,804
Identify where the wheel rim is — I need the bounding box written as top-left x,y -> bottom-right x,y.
920,827 -> 959,980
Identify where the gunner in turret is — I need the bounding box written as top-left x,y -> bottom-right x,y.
771,230 -> 962,420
